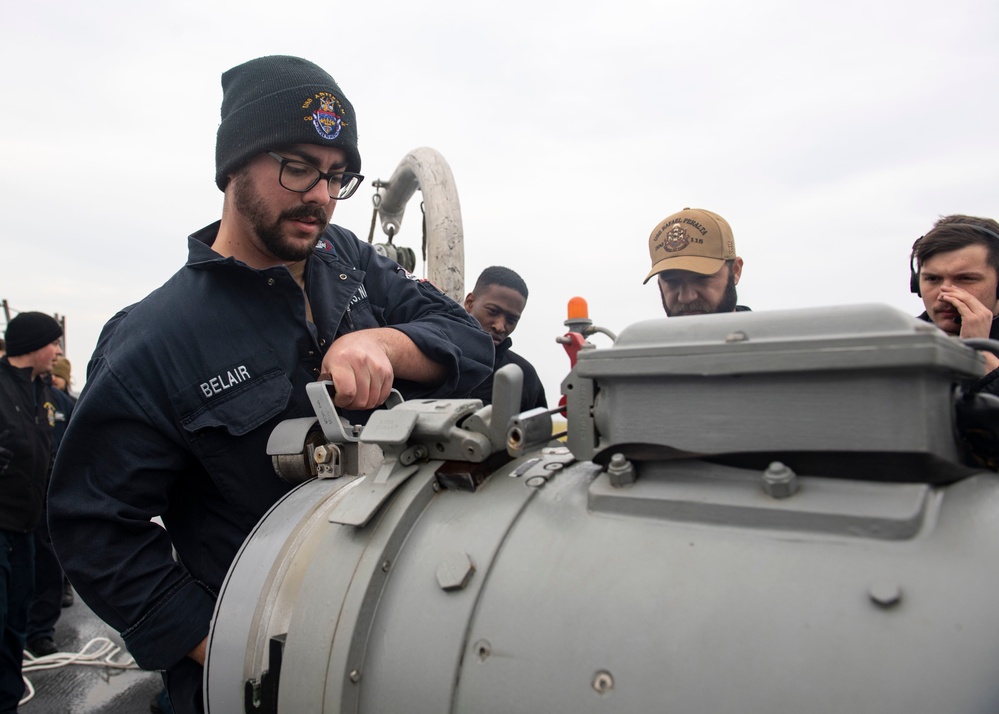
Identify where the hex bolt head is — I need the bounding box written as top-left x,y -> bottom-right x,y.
762,461 -> 798,499
436,551 -> 476,592
606,453 -> 637,488
313,444 -> 332,464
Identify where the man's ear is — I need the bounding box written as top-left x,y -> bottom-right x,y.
731,257 -> 744,285
463,293 -> 475,311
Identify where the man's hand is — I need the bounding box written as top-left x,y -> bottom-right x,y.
0,430 -> 11,475
320,331 -> 397,410
319,328 -> 446,410
940,286 -> 996,339
940,286 -> 999,371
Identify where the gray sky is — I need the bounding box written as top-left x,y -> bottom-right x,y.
3,0 -> 998,401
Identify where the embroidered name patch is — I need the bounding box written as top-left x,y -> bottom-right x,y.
200,365 -> 251,398
349,284 -> 369,307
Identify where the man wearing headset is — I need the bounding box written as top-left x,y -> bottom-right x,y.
910,214 -> 999,394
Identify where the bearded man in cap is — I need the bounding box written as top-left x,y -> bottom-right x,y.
644,208 -> 749,316
0,311 -> 62,710
48,55 -> 492,713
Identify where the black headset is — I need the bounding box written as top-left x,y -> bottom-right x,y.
909,224 -> 999,298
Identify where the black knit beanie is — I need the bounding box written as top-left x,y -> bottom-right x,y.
5,312 -> 63,357
215,55 -> 361,190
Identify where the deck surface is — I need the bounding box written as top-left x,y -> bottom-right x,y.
20,588 -> 164,713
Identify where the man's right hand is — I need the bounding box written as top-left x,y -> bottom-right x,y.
939,286 -> 999,373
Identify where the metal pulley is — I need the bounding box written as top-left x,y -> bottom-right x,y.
373,237 -> 417,272
368,182 -> 418,273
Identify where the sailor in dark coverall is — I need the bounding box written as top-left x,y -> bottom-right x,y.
464,266 -> 547,412
48,56 -> 492,714
0,312 -> 63,712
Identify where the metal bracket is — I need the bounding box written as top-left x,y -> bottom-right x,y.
325,390 -> 420,527
306,381 -> 359,443
327,456 -> 420,527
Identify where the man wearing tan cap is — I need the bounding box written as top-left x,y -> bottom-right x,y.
644,207 -> 748,316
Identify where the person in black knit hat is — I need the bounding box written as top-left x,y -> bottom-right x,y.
48,56 -> 492,714
0,311 -> 62,711
214,55 -> 362,189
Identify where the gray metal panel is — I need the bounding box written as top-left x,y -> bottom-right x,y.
205,476 -> 357,712
565,306 -> 978,463
272,470 -> 436,712
588,459 -> 935,538
593,371 -> 959,458
210,445 -> 999,713
453,465 -> 999,713
355,455 -> 541,714
579,304 -> 982,379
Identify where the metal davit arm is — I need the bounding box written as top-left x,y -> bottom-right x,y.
375,147 -> 465,302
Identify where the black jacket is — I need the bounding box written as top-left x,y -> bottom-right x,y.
470,337 -> 547,412
0,357 -> 56,532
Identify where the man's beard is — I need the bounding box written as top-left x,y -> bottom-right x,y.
232,171 -> 328,262
662,268 -> 739,316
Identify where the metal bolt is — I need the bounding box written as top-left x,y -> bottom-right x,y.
869,581 -> 902,608
592,670 -> 614,694
544,462 -> 563,472
606,453 -> 636,488
400,445 -> 428,466
349,669 -> 361,683
313,445 -> 332,464
725,330 -> 749,343
762,461 -> 798,499
381,560 -> 391,573
436,552 -> 475,591
526,475 -> 547,488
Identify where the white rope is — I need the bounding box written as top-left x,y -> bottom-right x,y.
19,636 -> 140,706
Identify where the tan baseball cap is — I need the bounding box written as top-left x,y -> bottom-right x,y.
643,208 -> 737,284
52,356 -> 71,383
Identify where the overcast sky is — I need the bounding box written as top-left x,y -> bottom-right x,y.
3,0 -> 998,401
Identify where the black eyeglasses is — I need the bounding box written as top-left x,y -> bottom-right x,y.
266,151 -> 364,200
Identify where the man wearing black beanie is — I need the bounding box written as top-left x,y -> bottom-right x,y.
0,311 -> 62,710
48,56 -> 492,714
